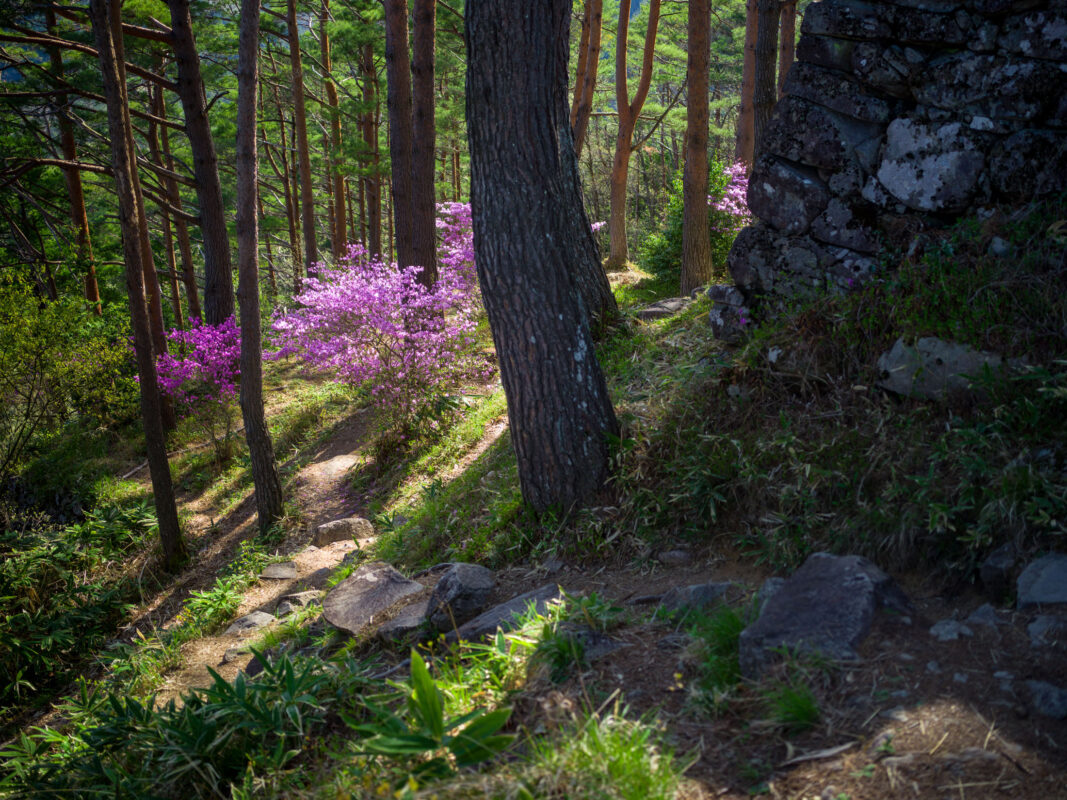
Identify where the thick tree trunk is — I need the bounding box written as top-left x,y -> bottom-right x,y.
89,0 -> 185,570
45,10 -> 101,315
320,0 -> 346,260
735,0 -> 758,167
466,0 -> 619,512
410,0 -> 437,284
571,0 -> 602,159
157,90 -> 202,322
287,0 -> 318,272
753,0 -> 781,162
168,0 -> 235,325
237,0 -> 284,535
606,0 -> 661,270
384,0 -> 415,270
682,0 -> 713,295
778,1 -> 797,99
362,42 -> 382,257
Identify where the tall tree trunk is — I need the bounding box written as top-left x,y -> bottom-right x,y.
89,0 -> 185,570
147,83 -> 185,329
287,0 -> 318,272
45,10 -> 101,315
681,0 -> 713,295
168,0 -> 235,325
362,42 -> 382,257
753,0 -> 781,162
320,0 -> 346,259
606,0 -> 661,270
571,0 -> 602,159
467,0 -> 618,512
112,3 -> 174,430
735,0 -> 758,167
778,0 -> 797,99
260,193 -> 278,297
384,0 -> 415,270
410,0 -> 437,284
452,145 -> 460,201
237,0 -> 284,535
157,89 -> 202,322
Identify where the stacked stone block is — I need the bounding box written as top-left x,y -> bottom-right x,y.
728,0 -> 1067,301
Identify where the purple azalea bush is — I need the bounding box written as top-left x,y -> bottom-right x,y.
156,316 -> 242,461
271,203 -> 491,431
709,161 -> 754,234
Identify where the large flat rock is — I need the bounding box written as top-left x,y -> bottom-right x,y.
739,553 -> 910,679
446,584 -> 563,643
323,562 -> 424,636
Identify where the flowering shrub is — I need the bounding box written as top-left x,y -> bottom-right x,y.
156,317 -> 241,462
638,160 -> 753,281
271,204 -> 491,436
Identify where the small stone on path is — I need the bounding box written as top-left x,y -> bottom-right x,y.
223,646 -> 250,664
260,561 -> 298,580
930,619 -> 973,641
224,611 -> 276,636
964,603 -> 1000,628
276,590 -> 322,617
656,549 -> 692,567
313,517 -> 374,547
660,581 -> 733,612
1026,680 -> 1067,719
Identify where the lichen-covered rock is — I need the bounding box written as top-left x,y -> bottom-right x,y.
761,97 -> 883,172
876,120 -> 987,213
747,159 -> 831,235
811,198 -> 880,254
998,8 -> 1067,59
707,284 -> 752,343
990,129 -> 1067,196
918,53 -> 1063,121
803,0 -> 892,40
783,62 -> 894,124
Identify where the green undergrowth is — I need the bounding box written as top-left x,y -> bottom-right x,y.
0,597 -> 685,800
617,196 -> 1067,576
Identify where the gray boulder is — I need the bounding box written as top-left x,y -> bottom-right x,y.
313,517 -> 374,547
224,611 -> 276,636
747,158 -> 831,235
1028,615 -> 1067,648
1017,553 -> 1067,608
1026,680 -> 1067,719
930,619 -> 974,641
447,584 -> 564,643
739,553 -> 910,679
876,337 -> 1004,400
260,561 -> 298,580
323,562 -> 424,636
426,563 -> 495,630
707,284 -> 751,343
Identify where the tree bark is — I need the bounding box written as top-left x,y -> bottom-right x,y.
45,10 -> 101,315
320,0 -> 346,260
362,42 -> 382,257
571,0 -> 602,159
778,0 -> 797,99
753,0 -> 781,163
147,84 -> 185,330
287,0 -> 318,272
410,0 -> 437,284
157,92 -> 202,323
681,0 -> 714,295
237,0 -> 284,535
89,0 -> 185,570
606,0 -> 661,270
168,0 -> 235,325
384,0 -> 415,270
735,0 -> 758,167
466,0 -> 619,512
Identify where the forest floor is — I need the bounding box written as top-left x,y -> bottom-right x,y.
7,217 -> 1067,798
103,298 -> 1067,798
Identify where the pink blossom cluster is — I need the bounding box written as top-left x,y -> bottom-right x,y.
590,220 -> 607,234
709,161 -> 754,234
271,204 -> 490,426
156,316 -> 240,410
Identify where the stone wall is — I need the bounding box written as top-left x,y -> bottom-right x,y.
727,0 -> 1067,301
